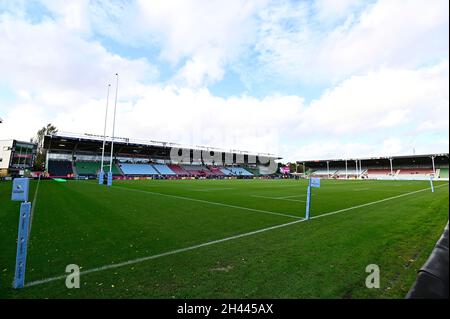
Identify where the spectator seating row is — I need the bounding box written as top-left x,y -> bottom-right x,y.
152,164 -> 176,175
226,167 -> 253,176
119,163 -> 159,175
48,161 -> 257,178
75,161 -> 122,176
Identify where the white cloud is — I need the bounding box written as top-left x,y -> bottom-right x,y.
256,0 -> 449,83
139,0 -> 267,87
313,0 -> 362,23
0,12 -> 158,104
79,0 -> 267,87
297,60 -> 449,136
39,0 -> 91,34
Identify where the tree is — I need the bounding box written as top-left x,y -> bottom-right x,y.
32,123 -> 58,149
31,124 -> 58,170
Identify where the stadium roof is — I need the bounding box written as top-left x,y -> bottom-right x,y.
297,153 -> 449,164
44,132 -> 282,160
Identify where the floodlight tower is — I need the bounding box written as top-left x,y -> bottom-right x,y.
107,73 -> 119,187
99,84 -> 111,185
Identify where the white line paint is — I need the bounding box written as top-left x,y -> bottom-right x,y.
114,186 -> 301,220
24,183 -> 447,288
29,175 -> 41,233
255,184 -> 304,189
192,188 -> 235,192
251,195 -> 306,203
276,194 -> 306,199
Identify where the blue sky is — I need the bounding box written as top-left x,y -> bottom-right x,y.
0,0 -> 448,161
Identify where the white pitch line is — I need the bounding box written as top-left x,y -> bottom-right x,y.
256,184 -> 304,189
192,188 -> 236,192
276,194 -> 307,199
29,175 -> 41,233
251,195 -> 306,203
114,186 -> 301,220
24,183 -> 448,288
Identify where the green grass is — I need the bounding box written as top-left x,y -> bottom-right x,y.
0,178 -> 448,298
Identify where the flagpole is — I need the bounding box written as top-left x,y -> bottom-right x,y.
99,84 -> 111,184
107,73 -> 119,186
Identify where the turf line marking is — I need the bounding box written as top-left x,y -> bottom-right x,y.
192,188 -> 236,192
114,186 -> 302,220
251,195 -> 306,203
276,194 -> 306,199
24,183 -> 448,288
256,185 -> 303,189
29,175 -> 41,233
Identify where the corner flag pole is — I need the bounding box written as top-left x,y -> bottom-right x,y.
99,84 -> 111,185
107,74 -> 119,187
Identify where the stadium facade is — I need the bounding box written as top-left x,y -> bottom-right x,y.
0,139 -> 37,177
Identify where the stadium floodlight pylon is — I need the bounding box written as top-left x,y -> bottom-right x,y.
107,73 -> 119,187
99,84 -> 111,185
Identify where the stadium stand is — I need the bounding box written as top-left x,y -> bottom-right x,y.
208,166 -> 225,176
395,168 -> 434,180
168,164 -> 189,175
367,169 -> 392,175
48,160 -> 73,177
152,164 -> 176,175
119,163 -> 159,176
226,167 -> 253,176
311,169 -> 337,176
366,169 -> 393,179
244,167 -> 260,176
398,168 -> 434,175
75,161 -> 122,176
219,167 -> 233,175
181,165 -> 212,176
336,169 -> 363,176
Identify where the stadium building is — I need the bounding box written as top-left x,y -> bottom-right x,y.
0,139 -> 37,177
43,132 -> 281,179
299,154 -> 449,180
